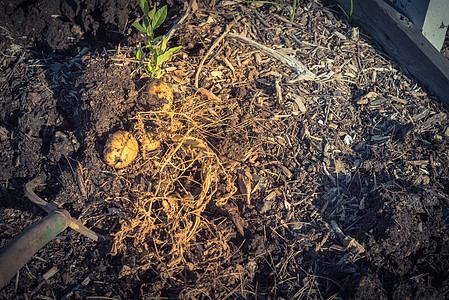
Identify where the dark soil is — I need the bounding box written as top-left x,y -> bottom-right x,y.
1,0 -> 449,299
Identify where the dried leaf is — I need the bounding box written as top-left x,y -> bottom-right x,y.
237,169 -> 252,205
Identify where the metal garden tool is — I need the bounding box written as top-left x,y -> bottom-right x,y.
0,173 -> 108,289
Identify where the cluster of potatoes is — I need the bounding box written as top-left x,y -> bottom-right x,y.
103,130 -> 160,168
103,80 -> 172,169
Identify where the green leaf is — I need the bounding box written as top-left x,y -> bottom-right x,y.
148,5 -> 156,20
156,51 -> 173,67
349,0 -> 354,21
147,27 -> 153,39
142,18 -> 150,30
153,35 -> 162,43
153,51 -> 158,64
136,48 -> 142,60
155,70 -> 163,79
152,5 -> 167,30
140,0 -> 150,16
161,35 -> 167,53
290,0 -> 297,22
132,21 -> 146,33
168,46 -> 182,54
142,18 -> 152,37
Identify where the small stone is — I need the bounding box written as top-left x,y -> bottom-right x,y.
210,70 -> 223,78
350,27 -> 359,41
356,91 -> 378,104
0,126 -> 8,141
291,94 -> 307,113
344,134 -> 353,145
259,201 -> 272,214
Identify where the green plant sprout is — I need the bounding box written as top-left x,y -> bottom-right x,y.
132,0 -> 182,78
265,170 -> 281,179
338,0 -> 354,24
291,0 -> 297,21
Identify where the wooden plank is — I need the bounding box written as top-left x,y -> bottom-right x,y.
335,0 -> 449,107
396,0 -> 449,50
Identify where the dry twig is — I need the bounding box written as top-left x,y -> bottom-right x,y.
195,19 -> 238,88
228,32 -> 316,81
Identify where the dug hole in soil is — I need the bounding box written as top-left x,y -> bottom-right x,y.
1,0 -> 449,299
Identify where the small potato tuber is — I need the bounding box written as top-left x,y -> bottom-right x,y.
103,131 -> 139,168
144,79 -> 173,112
142,131 -> 160,152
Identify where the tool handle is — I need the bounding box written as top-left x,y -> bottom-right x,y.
0,211 -> 68,289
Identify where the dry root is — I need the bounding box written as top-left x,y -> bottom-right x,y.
112,84 -> 240,280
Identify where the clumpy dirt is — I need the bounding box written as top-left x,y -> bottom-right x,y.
1,0 -> 144,52
1,0 -> 449,299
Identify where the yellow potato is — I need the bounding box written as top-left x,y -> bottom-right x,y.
142,131 -> 160,152
145,79 -> 173,112
103,131 -> 139,168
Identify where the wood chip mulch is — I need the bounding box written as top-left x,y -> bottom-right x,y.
1,0 -> 449,299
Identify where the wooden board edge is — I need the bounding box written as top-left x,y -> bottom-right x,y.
335,0 -> 449,107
